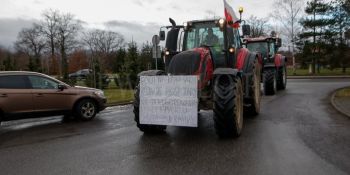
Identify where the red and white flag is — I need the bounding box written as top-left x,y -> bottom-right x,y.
223,0 -> 239,28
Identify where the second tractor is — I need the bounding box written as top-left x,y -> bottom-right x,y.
244,37 -> 287,95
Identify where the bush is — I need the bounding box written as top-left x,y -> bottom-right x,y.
85,73 -> 110,89
114,73 -> 135,89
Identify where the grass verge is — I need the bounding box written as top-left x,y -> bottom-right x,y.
287,68 -> 350,76
104,89 -> 134,104
335,87 -> 350,97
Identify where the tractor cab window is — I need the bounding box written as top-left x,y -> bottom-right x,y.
269,42 -> 275,57
233,29 -> 241,48
247,42 -> 268,58
184,23 -> 225,66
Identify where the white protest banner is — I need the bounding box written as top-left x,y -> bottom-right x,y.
139,76 -> 198,127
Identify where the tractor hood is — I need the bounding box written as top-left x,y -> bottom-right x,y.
167,47 -> 214,89
168,50 -> 201,75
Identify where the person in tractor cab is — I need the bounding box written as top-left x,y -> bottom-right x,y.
204,28 -> 219,46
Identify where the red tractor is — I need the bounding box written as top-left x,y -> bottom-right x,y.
244,37 -> 287,95
134,17 -> 262,138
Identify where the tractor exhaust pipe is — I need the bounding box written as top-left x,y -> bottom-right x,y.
169,18 -> 176,29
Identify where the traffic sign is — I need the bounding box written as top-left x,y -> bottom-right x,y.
152,35 -> 160,45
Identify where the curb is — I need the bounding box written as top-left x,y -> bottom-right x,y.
330,87 -> 350,118
288,76 -> 350,79
106,101 -> 133,107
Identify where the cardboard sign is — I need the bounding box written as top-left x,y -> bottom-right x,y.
140,76 -> 198,127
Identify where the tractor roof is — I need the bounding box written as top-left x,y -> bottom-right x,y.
244,37 -> 279,43
187,19 -> 218,23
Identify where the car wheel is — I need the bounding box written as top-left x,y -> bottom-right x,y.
75,99 -> 97,121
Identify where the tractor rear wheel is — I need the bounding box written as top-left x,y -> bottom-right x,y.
134,84 -> 167,133
277,66 -> 287,90
246,59 -> 261,116
213,75 -> 244,138
263,69 -> 277,95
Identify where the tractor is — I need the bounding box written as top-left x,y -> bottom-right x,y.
244,37 -> 287,95
134,15 -> 262,138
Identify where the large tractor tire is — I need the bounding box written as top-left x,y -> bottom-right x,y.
263,69 -> 277,95
134,84 -> 167,133
246,59 -> 261,116
213,75 -> 244,138
277,66 -> 287,90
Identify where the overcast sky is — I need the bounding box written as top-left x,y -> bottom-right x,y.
0,0 -> 275,48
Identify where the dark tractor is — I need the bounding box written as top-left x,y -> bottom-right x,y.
244,37 -> 287,95
134,17 -> 262,138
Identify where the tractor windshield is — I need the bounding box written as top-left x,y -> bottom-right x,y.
247,42 -> 268,57
184,23 -> 225,66
184,24 -> 224,49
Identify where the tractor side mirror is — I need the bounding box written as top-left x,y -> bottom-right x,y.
242,25 -> 251,36
276,38 -> 282,48
159,31 -> 165,41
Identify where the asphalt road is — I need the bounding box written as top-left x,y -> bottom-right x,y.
0,79 -> 350,175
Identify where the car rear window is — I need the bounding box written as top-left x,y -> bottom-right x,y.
0,75 -> 29,89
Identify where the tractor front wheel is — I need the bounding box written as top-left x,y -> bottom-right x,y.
263,69 -> 277,95
213,75 -> 244,138
134,84 -> 167,133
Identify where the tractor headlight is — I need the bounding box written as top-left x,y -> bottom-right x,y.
94,90 -> 105,98
218,18 -> 225,29
184,22 -> 188,30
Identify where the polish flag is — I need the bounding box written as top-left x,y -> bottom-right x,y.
223,0 -> 240,28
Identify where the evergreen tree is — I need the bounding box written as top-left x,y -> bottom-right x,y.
139,43 -> 153,71
300,0 -> 333,74
112,47 -> 126,73
3,53 -> 14,71
330,0 -> 350,72
124,42 -> 139,88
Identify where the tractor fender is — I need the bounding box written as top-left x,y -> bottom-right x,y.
137,70 -> 165,77
236,48 -> 261,73
243,52 -> 261,74
274,54 -> 287,68
235,48 -> 249,71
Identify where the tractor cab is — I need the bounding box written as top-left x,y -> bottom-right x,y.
244,37 -> 282,63
182,19 -> 243,68
161,18 -> 249,71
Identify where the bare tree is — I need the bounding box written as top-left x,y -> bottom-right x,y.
272,0 -> 304,73
83,29 -> 124,87
272,0 -> 304,42
247,15 -> 270,37
15,24 -> 46,71
84,29 -> 124,55
40,9 -> 60,73
56,12 -> 82,79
